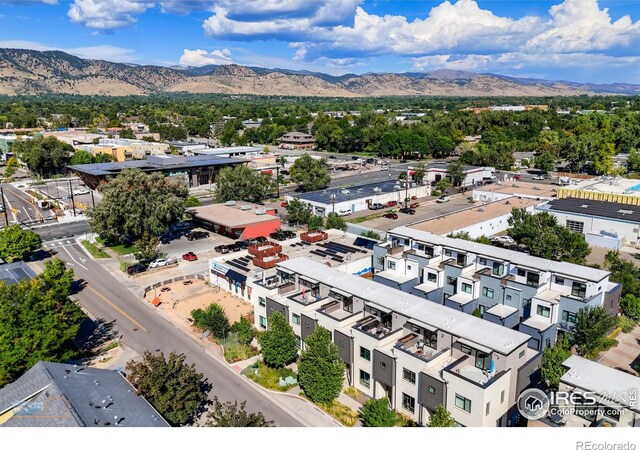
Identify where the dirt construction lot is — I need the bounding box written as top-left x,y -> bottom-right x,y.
144,278 -> 252,324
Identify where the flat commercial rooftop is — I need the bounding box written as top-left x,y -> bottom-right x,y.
540,197 -> 640,224
560,176 -> 640,197
0,261 -> 36,285
192,202 -> 280,228
277,257 -> 531,354
295,180 -> 415,204
475,181 -> 558,199
409,197 -> 541,235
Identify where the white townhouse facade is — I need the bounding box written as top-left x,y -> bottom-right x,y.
257,257 -> 543,427
372,227 -> 621,351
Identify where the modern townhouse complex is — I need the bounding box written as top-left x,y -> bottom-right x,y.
373,227 -> 621,352
257,257 -> 542,427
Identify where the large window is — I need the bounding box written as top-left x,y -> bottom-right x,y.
427,272 -> 437,283
387,260 -> 396,270
360,346 -> 371,361
482,287 -> 494,298
526,272 -> 540,286
517,268 -> 526,277
461,283 -> 472,294
562,310 -> 578,323
456,253 -> 467,267
566,220 -> 584,233
258,297 -> 266,307
259,316 -> 267,329
447,276 -> 457,286
377,256 -> 384,266
572,282 -> 586,298
402,393 -> 416,414
492,263 -> 505,276
402,368 -> 416,384
536,305 -> 551,318
292,313 -> 301,325
475,352 -> 492,371
424,329 -> 438,349
359,370 -> 371,388
478,257 -> 487,266
455,394 -> 472,413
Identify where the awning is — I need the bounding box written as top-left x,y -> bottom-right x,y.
368,303 -> 392,314
456,337 -> 492,355
330,287 -> 353,298
408,319 -> 437,333
277,267 -> 294,275
226,270 -> 247,284
299,275 -> 319,285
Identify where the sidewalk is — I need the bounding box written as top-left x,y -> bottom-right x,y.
598,323 -> 640,374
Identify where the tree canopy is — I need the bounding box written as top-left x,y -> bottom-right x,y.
285,198 -> 312,225
298,326 -> 344,404
325,213 -> 346,231
214,165 -> 275,203
0,224 -> 42,262
89,169 -> 188,245
289,154 -> 330,192
258,311 -> 298,368
360,397 -> 397,427
204,397 -> 273,427
0,259 -> 84,387
541,335 -> 571,389
428,404 -> 456,427
126,351 -> 212,426
191,303 -> 230,340
12,136 -> 73,176
574,306 -> 616,358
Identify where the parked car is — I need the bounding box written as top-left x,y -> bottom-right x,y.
351,156 -> 359,160
492,235 -> 515,245
149,258 -> 177,269
380,166 -> 389,171
171,221 -> 193,232
182,252 -> 198,261
386,200 -> 398,207
235,240 -> 251,249
281,201 -> 288,207
186,230 -> 209,241
399,207 -> 416,215
337,209 -> 351,216
366,158 -> 375,164
369,203 -> 385,210
73,189 -> 90,196
383,212 -> 398,219
269,230 -> 296,241
532,175 -> 544,180
436,196 -> 449,203
411,195 -> 417,200
127,263 -> 148,275
214,245 -> 230,254
328,155 -> 336,159
513,175 -> 522,180
226,243 -> 241,252
410,202 -> 420,209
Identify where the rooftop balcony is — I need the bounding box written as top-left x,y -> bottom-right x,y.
444,355 -> 508,389
288,290 -> 324,306
394,332 -> 443,362
317,300 -> 361,322
248,241 -> 283,258
353,315 -> 395,340
253,253 -> 288,270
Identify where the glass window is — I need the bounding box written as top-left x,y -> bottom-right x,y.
506,294 -> 512,302
501,390 -> 505,404
475,352 -> 492,371
445,249 -> 452,257
536,305 -> 551,318
455,394 -> 472,413
258,297 -> 266,307
517,268 -> 526,277
360,346 -> 371,361
388,260 -> 396,270
402,393 -> 415,414
339,340 -> 345,349
259,316 -> 267,329
478,258 -> 487,265
380,361 -> 386,369
526,272 -> 540,286
482,287 -> 494,298
407,264 -> 412,271
555,276 -> 565,285
566,220 -> 584,233
427,272 -> 437,283
292,314 -> 301,325
447,276 -> 457,286
562,310 -> 578,324
424,329 -> 438,349
485,402 -> 491,416
460,344 -> 472,354
571,282 -> 586,298
456,253 -> 467,266
402,368 -> 416,384
492,263 -> 505,276
428,385 -> 436,394
359,370 -> 371,388
519,350 -> 526,358
377,256 -> 384,266
461,283 -> 472,294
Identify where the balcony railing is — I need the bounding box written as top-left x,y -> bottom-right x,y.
395,332 -> 442,362
253,253 -> 289,269
248,241 -> 283,258
353,315 -> 394,339
444,355 -> 508,389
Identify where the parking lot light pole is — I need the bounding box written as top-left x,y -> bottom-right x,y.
0,187 -> 8,227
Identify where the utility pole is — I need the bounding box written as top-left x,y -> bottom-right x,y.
90,190 -> 95,209
276,166 -> 280,198
68,179 -> 76,217
0,187 -> 8,227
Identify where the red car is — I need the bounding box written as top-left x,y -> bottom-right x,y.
411,195 -> 417,200
410,202 -> 420,209
182,252 -> 198,261
383,212 -> 398,219
386,200 -> 398,207
281,201 -> 288,207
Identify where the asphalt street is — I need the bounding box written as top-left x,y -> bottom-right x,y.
33,220 -> 91,241
0,183 -> 55,226
48,240 -> 302,427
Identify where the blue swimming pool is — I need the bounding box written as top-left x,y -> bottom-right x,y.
629,183 -> 640,192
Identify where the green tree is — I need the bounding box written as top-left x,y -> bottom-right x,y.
412,162 -> 426,184
285,198 -> 311,225
70,150 -> 94,165
0,224 -> 42,262
290,154 -> 330,192
508,208 -> 590,264
628,148 -> 640,172
89,169 -> 187,244
620,294 -> 640,322
93,152 -> 116,163
433,177 -> 451,196
0,259 -> 84,386
184,195 -> 202,208
204,397 -> 273,427
12,136 -> 73,176
215,165 -> 274,203
534,151 -> 557,172
604,251 -> 640,298
298,326 -> 344,404
541,335 -> 571,389
447,160 -> 466,187
119,127 -> 136,139
4,156 -> 19,177
325,213 -> 346,231
428,404 -> 456,427
126,351 -> 211,426
231,316 -> 255,346
574,306 -> 616,357
191,303 -> 230,340
360,397 -> 397,427
361,230 -> 381,240
307,215 -> 324,231
258,311 -> 298,368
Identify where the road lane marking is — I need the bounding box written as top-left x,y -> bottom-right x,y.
8,187 -> 45,221
85,284 -> 148,332
62,245 -> 88,271
22,206 -> 33,221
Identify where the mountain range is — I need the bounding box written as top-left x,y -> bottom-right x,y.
1,48 -> 639,97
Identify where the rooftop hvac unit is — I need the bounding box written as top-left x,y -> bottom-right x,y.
255,209 -> 267,215
341,189 -> 351,195
225,201 -> 236,206
240,205 -> 251,211
373,187 -> 382,193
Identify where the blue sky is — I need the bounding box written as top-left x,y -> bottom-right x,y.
1,1 -> 640,83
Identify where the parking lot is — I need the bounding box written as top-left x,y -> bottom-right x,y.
158,226 -> 236,260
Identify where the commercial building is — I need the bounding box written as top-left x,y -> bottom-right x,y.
557,356 -> 639,427
424,164 -> 495,187
256,257 -> 541,427
0,361 -> 169,427
277,132 -> 316,150
372,227 -> 620,351
188,146 -> 264,158
557,176 -> 640,206
82,138 -> 170,162
191,201 -> 281,240
68,154 -> 245,189
288,180 -> 431,217
472,180 -> 558,203
537,198 -> 640,249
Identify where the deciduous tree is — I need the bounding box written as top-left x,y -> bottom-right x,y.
204,397 -> 273,427
541,334 -> 571,389
215,165 -> 274,203
0,224 -> 42,262
428,404 -> 456,427
290,154 -> 330,192
298,326 -> 344,404
258,311 -> 297,368
360,397 -> 397,427
12,136 -> 72,176
285,198 -> 311,225
191,303 -> 230,340
325,212 -> 346,231
574,306 -> 616,357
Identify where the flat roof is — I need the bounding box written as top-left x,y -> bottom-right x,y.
561,355 -> 640,412
389,226 -> 610,282
427,163 -> 489,173
409,197 -> 541,235
68,155 -> 244,176
0,261 -> 36,285
192,202 -> 280,228
540,197 -> 640,224
561,176 -> 640,197
277,257 -> 531,354
294,180 -> 418,205
475,181 -> 558,199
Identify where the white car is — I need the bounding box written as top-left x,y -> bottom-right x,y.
336,209 -> 352,216
436,196 -> 449,203
532,175 -> 545,180
380,166 -> 389,171
149,258 -> 177,268
73,189 -> 90,196
492,235 -> 515,245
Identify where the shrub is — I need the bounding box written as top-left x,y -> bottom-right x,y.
191,303 -> 230,339
428,404 -> 456,427
231,317 -> 256,346
617,315 -> 637,333
258,312 -> 298,368
360,397 -> 397,427
620,295 -> 640,322
184,195 -> 202,208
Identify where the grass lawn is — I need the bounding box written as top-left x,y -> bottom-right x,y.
81,240 -> 110,258
95,236 -> 138,255
347,210 -> 393,224
243,361 -> 297,392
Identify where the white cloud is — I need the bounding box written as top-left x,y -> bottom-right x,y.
179,48 -> 233,66
0,40 -> 137,62
68,0 -> 154,29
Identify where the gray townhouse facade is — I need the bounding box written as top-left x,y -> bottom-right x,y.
257,257 -> 542,427
372,227 -> 621,352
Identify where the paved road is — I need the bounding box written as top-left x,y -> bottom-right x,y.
33,220 -> 91,241
47,240 -> 302,426
0,183 -> 54,225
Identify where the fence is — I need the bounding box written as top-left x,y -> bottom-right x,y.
142,273 -> 207,299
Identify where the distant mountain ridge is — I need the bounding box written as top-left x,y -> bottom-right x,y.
1,48 -> 638,97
